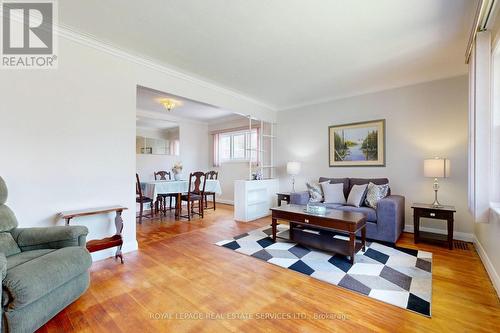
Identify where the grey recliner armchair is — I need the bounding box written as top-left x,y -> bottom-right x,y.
0,177 -> 92,333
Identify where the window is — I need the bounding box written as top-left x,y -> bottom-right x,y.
213,129 -> 258,165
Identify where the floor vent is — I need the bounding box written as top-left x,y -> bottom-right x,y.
454,240 -> 470,250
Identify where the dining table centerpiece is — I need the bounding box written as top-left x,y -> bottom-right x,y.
172,162 -> 183,180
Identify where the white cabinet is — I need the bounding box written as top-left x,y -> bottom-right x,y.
234,179 -> 279,222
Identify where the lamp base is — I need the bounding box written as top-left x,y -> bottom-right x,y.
430,189 -> 443,208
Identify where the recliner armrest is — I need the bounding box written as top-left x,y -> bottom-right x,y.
290,191 -> 310,205
11,226 -> 88,251
0,252 -> 6,280
0,252 -> 5,332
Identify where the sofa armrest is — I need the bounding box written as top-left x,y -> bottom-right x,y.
11,226 -> 88,251
290,191 -> 310,205
376,195 -> 405,243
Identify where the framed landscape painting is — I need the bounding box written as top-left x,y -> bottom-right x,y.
329,119 -> 385,167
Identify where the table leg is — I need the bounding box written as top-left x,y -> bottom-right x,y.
349,232 -> 355,264
114,210 -> 124,264
447,218 -> 454,250
414,215 -> 420,244
272,218 -> 277,241
289,222 -> 294,241
361,225 -> 366,252
176,193 -> 181,220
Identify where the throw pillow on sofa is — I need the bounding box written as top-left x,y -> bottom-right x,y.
365,182 -> 390,208
321,182 -> 346,204
306,182 -> 327,202
346,184 -> 368,207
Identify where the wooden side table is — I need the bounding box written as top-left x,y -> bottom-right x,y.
276,192 -> 291,206
59,205 -> 128,263
412,203 -> 456,250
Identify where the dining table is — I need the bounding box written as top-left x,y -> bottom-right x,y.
141,179 -> 222,219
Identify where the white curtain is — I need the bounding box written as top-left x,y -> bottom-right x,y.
213,133 -> 220,167
468,31 -> 492,223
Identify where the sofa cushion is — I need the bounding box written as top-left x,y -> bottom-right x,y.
319,177 -> 350,198
322,183 -> 346,204
0,232 -> 21,257
334,206 -> 377,222
306,182 -> 326,202
349,178 -> 390,196
365,182 -> 390,208
346,184 -> 368,207
322,203 -> 343,209
2,246 -> 91,310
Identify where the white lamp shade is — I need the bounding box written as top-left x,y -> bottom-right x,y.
286,161 -> 301,175
424,158 -> 450,178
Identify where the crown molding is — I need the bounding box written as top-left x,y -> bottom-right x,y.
55,24 -> 277,112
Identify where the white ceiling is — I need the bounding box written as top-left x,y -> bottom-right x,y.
136,117 -> 178,130
60,0 -> 477,110
136,85 -> 238,121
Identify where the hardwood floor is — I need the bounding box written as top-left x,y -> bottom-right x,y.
38,204 -> 500,332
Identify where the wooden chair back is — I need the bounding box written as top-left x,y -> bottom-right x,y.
188,172 -> 207,195
136,173 -> 143,197
206,170 -> 218,180
154,171 -> 171,181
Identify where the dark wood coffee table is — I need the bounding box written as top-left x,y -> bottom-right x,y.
270,204 -> 367,264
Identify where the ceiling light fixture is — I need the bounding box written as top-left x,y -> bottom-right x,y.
159,99 -> 176,111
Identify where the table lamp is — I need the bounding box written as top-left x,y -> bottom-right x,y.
286,161 -> 301,192
424,157 -> 450,207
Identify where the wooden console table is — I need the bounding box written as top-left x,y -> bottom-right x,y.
59,206 -> 128,263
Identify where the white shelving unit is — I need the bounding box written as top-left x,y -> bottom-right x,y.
234,116 -> 278,222
244,116 -> 277,180
234,179 -> 279,222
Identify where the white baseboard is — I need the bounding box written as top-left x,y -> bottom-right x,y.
473,236 -> 500,298
404,224 -> 474,242
216,199 -> 234,205
90,240 -> 138,262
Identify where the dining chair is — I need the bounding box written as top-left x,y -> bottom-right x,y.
154,170 -> 176,216
136,173 -> 154,224
179,171 -> 206,221
204,170 -> 218,210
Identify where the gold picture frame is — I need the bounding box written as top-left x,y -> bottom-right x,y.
329,119 -> 386,167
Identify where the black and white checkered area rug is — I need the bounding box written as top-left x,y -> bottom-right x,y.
216,224 -> 432,317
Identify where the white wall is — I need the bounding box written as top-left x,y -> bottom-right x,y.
473,17 -> 500,296
0,33 -> 275,261
276,76 -> 473,237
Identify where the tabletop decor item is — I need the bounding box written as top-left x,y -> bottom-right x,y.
172,161 -> 183,180
305,202 -> 326,215
423,157 -> 450,207
329,119 -> 385,167
286,161 -> 301,192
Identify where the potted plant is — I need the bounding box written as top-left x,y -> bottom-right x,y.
172,162 -> 183,181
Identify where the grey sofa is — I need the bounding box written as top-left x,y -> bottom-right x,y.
290,177 -> 405,244
0,177 -> 92,333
